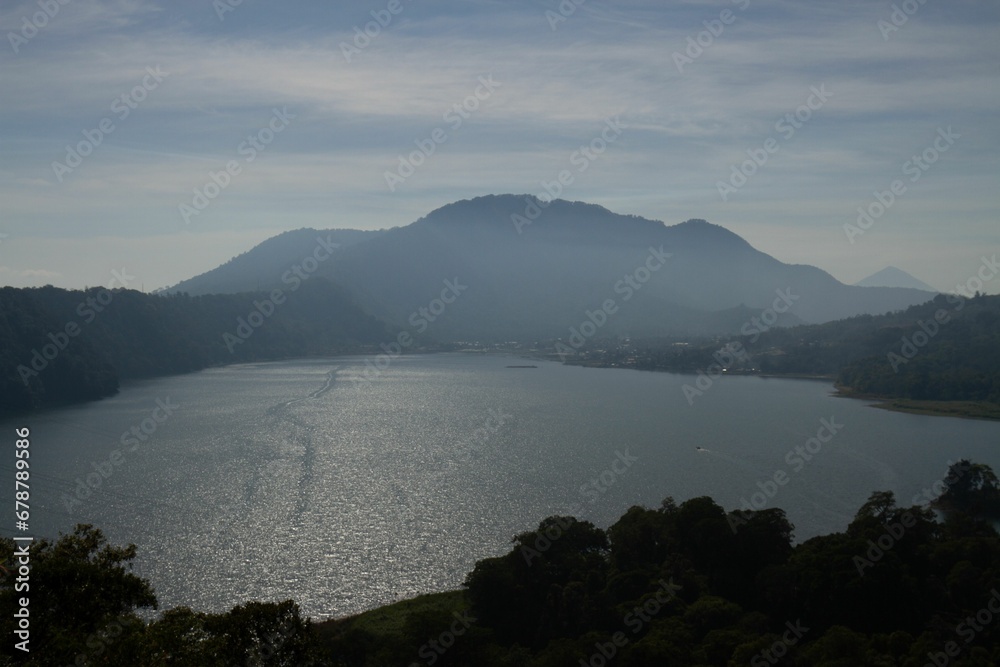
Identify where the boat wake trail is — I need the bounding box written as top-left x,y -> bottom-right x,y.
257,365 -> 344,529
308,369 -> 338,400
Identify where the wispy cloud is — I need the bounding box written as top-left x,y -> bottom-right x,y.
1,0 -> 997,291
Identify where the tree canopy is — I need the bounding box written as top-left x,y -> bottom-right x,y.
5,463 -> 1000,665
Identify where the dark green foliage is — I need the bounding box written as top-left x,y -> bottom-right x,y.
769,294 -> 1000,402
5,465 -> 1000,665
0,288 -> 119,413
573,293 -> 1000,407
111,601 -> 324,666
0,281 -> 393,418
934,460 -> 1000,518
464,516 -> 611,645
0,526 -> 325,666
0,524 -> 156,666
453,471 -> 1000,666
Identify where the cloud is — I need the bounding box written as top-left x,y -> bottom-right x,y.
0,0 -> 161,47
0,0 -> 997,289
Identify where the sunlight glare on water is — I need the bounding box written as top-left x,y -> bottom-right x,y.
12,354 -> 1000,619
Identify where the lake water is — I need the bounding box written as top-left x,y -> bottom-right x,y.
6,354 -> 1000,620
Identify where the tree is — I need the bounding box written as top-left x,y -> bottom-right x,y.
0,524 -> 156,665
205,600 -> 319,666
934,460 -> 1000,518
607,505 -> 674,571
464,516 -> 609,645
854,490 -> 897,524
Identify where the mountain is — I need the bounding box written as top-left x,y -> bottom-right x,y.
168,195 -> 937,340
168,228 -> 386,295
855,266 -> 937,292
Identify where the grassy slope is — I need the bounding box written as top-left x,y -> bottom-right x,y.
868,398 -> 1000,421
313,591 -> 471,663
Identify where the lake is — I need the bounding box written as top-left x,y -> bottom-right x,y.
6,353 -> 1000,620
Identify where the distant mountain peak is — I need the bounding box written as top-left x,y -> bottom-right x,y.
415,194 -> 666,235
667,217 -> 753,250
855,266 -> 937,292
402,194 -> 753,252
419,195 -> 755,238
421,194 -> 621,220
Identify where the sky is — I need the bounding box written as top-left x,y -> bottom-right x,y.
1,0 -> 997,294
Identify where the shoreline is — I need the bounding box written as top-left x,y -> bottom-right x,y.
8,349 -> 999,424
838,393 -> 1000,422
551,355 -> 1000,423
835,384 -> 1000,421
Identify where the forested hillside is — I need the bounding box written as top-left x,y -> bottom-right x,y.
0,281 -> 391,417
573,293 -> 1000,406
836,295 -> 1000,402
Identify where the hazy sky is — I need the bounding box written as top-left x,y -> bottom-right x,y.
1,0 -> 997,293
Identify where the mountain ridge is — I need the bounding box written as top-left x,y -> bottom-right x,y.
167,195 -> 935,340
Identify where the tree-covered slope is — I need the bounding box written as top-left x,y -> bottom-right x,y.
574,293 -> 1000,407
0,280 -> 392,417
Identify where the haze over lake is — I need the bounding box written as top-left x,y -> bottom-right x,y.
8,354 -> 1000,619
